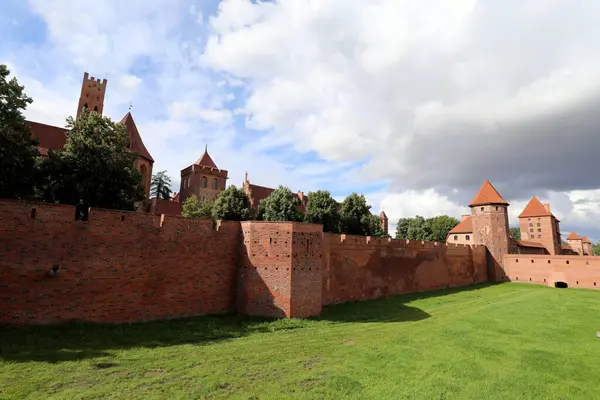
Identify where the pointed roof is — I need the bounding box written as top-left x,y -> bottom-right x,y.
379,210 -> 388,219
195,144 -> 218,169
449,216 -> 473,234
120,112 -> 154,162
582,236 -> 592,244
566,232 -> 581,240
518,196 -> 552,218
468,180 -> 509,207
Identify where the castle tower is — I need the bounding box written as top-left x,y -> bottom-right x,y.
76,72 -> 107,119
179,145 -> 228,203
379,210 -> 388,235
518,196 -> 561,255
469,180 -> 510,281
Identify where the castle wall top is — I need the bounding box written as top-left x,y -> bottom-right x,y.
83,72 -> 107,86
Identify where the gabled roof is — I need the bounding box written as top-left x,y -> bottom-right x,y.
120,112 -> 154,162
468,180 -> 509,207
582,236 -> 592,244
195,145 -> 218,169
449,216 -> 473,234
379,210 -> 388,219
566,232 -> 581,240
27,120 -> 68,155
513,239 -> 546,249
518,196 -> 552,218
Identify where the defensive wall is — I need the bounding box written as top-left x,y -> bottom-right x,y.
502,254 -> 600,289
1,199 -> 486,326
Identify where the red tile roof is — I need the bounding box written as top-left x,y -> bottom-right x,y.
195,147 -> 218,169
512,239 -> 546,248
120,112 -> 154,162
518,196 -> 552,218
582,236 -> 592,244
566,232 -> 581,240
246,183 -> 308,212
27,120 -> 68,156
449,216 -> 473,233
468,180 -> 509,207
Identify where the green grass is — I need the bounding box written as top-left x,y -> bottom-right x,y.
2,283 -> 600,399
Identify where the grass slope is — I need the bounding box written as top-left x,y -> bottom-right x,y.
2,283 -> 600,399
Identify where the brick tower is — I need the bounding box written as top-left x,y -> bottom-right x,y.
179,145 -> 228,203
379,210 -> 388,235
518,196 -> 561,255
77,72 -> 107,119
469,180 -> 510,281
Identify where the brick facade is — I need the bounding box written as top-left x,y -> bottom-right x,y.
0,199 -> 490,326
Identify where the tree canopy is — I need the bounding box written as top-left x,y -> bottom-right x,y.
304,190 -> 340,232
509,227 -> 521,240
395,215 -> 459,242
181,194 -> 214,219
0,64 -> 39,199
593,241 -> 600,256
338,193 -> 386,237
261,186 -> 302,222
212,185 -> 252,221
150,171 -> 173,200
36,109 -> 145,210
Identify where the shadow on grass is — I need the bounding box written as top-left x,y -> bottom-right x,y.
0,282 -> 496,363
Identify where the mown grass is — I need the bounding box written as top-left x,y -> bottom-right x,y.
2,282 -> 600,399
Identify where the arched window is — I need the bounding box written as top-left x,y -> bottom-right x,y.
140,164 -> 148,195
187,177 -> 191,188
94,106 -> 98,112
83,103 -> 88,109
212,178 -> 218,190
453,235 -> 458,241
465,235 -> 470,241
201,176 -> 207,188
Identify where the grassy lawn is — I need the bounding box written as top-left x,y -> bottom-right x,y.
2,282 -> 600,399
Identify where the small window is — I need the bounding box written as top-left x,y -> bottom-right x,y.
201,176 -> 207,188
530,235 -> 534,239
480,207 -> 484,212
537,223 -> 541,227
537,229 -> 541,232
538,235 -> 542,238
530,229 -> 533,233
495,207 -> 498,211
465,235 -> 470,241
93,106 -> 98,112
453,235 -> 458,241
529,223 -> 533,227
212,178 -> 218,190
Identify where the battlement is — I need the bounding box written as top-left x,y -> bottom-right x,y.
181,164 -> 229,177
83,72 -> 107,87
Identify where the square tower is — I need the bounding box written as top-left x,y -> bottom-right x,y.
518,197 -> 561,255
179,145 -> 228,204
469,180 -> 510,281
77,72 -> 107,119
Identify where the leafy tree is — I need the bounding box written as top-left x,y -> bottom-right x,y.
365,213 -> 390,238
182,194 -> 214,219
304,190 -> 340,232
395,218 -> 412,239
150,170 -> 173,200
428,215 -> 459,242
261,186 -> 302,222
212,185 -> 251,221
406,215 -> 431,241
593,241 -> 600,256
509,227 -> 521,240
0,64 -> 39,199
37,109 -> 145,210
339,193 -> 372,235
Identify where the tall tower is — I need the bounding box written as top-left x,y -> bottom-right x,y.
518,196 -> 561,255
179,145 -> 228,203
379,210 -> 389,235
469,180 -> 510,281
76,72 -> 107,119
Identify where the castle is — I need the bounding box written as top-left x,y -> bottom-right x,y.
27,72 -> 155,197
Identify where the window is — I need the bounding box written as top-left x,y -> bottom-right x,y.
530,235 -> 534,239
94,106 -> 98,112
530,229 -> 533,233
201,176 -> 207,188
537,228 -> 541,232
212,178 -> 218,190
186,177 -> 191,188
480,207 -> 484,212
454,235 -> 458,241
465,235 -> 470,241
529,223 -> 533,227
537,223 -> 541,227
538,235 -> 542,238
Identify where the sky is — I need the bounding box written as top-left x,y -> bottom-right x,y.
2,0 -> 600,242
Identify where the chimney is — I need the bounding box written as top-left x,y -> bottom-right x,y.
544,204 -> 550,213
462,215 -> 470,221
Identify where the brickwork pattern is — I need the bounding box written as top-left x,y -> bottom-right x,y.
0,200 -> 240,325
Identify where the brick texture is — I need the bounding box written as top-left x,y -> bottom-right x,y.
0,200 -> 240,325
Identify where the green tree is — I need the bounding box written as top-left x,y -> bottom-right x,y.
36,109 -> 145,210
261,186 -> 302,222
592,241 -> 600,256
150,171 -> 173,200
395,218 -> 412,239
365,213 -> 390,238
304,190 -> 340,232
339,193 -> 372,235
428,215 -> 460,242
0,65 -> 39,199
509,227 -> 521,240
182,194 -> 214,219
212,185 -> 251,221
406,215 -> 431,240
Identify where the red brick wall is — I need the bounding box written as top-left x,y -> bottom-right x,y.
322,235 -> 488,305
290,225 -> 323,318
502,254 -> 600,289
0,200 -> 240,325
